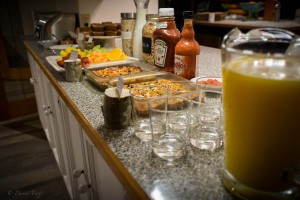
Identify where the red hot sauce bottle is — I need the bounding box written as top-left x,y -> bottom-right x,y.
153,8 -> 180,73
174,11 -> 200,80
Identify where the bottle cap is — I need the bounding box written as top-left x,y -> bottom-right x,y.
183,11 -> 193,19
121,13 -> 136,19
159,8 -> 174,16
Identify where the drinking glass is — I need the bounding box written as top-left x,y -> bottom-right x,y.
222,28 -> 300,199
149,95 -> 191,161
130,85 -> 166,141
188,89 -> 223,151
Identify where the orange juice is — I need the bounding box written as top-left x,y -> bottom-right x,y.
223,57 -> 300,193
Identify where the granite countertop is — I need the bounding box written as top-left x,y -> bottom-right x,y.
25,40 -> 234,200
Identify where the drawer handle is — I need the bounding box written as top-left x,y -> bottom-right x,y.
42,105 -> 50,110
44,109 -> 51,116
72,169 -> 84,179
29,78 -> 36,85
78,184 -> 91,194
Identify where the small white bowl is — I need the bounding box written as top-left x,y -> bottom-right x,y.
191,76 -> 222,91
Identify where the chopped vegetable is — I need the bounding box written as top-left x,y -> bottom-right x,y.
198,79 -> 222,86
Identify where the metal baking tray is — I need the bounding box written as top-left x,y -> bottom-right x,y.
107,71 -> 190,88
84,61 -> 158,91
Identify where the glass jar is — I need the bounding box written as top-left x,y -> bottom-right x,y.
142,14 -> 159,65
132,0 -> 150,60
121,12 -> 136,56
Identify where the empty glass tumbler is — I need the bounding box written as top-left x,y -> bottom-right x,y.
149,95 -> 191,161
188,89 -> 223,151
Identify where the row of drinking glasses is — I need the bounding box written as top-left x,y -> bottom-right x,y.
130,82 -> 223,161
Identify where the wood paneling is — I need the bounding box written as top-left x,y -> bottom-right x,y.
8,97 -> 37,119
263,0 -> 275,21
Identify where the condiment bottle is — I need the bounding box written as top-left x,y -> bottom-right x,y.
153,8 -> 180,73
142,14 -> 159,65
121,12 -> 136,56
174,11 -> 200,80
132,0 -> 149,60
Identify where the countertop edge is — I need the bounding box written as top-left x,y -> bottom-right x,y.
194,19 -> 300,31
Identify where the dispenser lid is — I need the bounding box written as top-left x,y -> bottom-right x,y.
159,8 -> 174,16
146,14 -> 159,20
121,13 -> 136,19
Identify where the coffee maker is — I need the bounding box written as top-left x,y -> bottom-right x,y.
34,12 -> 76,40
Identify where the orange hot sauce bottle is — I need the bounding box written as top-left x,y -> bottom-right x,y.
153,8 -> 180,73
174,11 -> 200,80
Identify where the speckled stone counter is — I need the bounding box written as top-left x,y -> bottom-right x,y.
25,41 -> 234,200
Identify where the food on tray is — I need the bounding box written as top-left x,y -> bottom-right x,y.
197,78 -> 222,86
56,45 -> 127,68
124,79 -> 191,95
130,84 -> 189,116
90,23 -> 105,31
59,47 -> 87,60
90,21 -> 121,36
106,48 -> 127,61
56,46 -> 90,68
92,66 -> 143,78
130,86 -> 166,98
130,86 -> 167,117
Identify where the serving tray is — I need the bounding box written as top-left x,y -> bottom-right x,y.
45,55 -> 139,72
107,71 -> 189,89
84,61 -> 159,91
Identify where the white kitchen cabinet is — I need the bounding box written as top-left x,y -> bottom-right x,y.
28,53 -> 74,197
28,53 -> 46,132
56,96 -> 125,200
27,52 -> 127,200
82,132 -> 125,200
49,87 -> 74,198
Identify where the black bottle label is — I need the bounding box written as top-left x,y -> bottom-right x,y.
142,37 -> 152,54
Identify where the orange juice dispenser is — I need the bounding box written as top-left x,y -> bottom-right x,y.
221,28 -> 300,199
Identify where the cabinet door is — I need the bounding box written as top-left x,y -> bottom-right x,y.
49,88 -> 74,199
61,106 -> 126,200
27,53 -> 72,198
27,53 -> 46,128
60,105 -> 91,200
82,133 -> 125,200
34,66 -> 56,149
